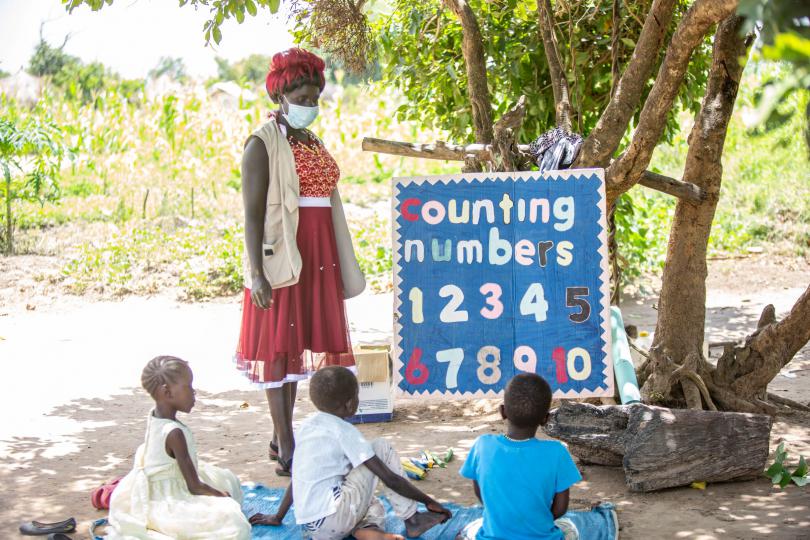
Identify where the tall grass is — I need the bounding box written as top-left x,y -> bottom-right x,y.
5,66 -> 808,299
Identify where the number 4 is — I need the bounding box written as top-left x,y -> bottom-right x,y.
520,283 -> 549,322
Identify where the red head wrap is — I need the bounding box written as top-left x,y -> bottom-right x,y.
265,48 -> 326,102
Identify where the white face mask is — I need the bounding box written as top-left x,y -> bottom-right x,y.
283,96 -> 319,129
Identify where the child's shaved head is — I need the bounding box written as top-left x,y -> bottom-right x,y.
310,366 -> 359,413
503,373 -> 552,428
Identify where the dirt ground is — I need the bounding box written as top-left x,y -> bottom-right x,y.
1,253 -> 809,539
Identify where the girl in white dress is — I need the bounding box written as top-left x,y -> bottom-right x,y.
106,356 -> 251,540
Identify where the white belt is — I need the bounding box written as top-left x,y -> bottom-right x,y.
299,197 -> 331,207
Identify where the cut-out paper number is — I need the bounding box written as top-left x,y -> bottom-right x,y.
439,284 -> 469,323
552,346 -> 592,384
405,347 -> 429,385
479,283 -> 504,319
520,283 -> 549,322
566,287 -> 591,323
408,287 -> 424,324
436,348 -> 464,389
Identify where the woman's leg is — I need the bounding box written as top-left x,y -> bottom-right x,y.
269,382 -> 296,450
265,385 -> 294,462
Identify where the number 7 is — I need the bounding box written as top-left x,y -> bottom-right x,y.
436,348 -> 464,389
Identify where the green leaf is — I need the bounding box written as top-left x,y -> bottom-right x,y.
245,0 -> 257,16
765,462 -> 784,482
779,472 -> 793,488
213,27 -> 222,44
793,456 -> 808,478
775,442 -> 787,464
268,0 -> 280,13
792,475 -> 810,487
620,37 -> 635,49
235,8 -> 245,24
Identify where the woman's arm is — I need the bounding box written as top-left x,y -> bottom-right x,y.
551,489 -> 570,520
165,428 -> 227,497
249,483 -> 293,526
364,456 -> 452,519
242,137 -> 273,309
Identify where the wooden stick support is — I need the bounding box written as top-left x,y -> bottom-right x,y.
362,136 -> 705,203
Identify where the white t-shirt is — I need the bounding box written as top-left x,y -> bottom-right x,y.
292,411 -> 376,523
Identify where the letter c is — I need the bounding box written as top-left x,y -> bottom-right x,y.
401,198 -> 421,221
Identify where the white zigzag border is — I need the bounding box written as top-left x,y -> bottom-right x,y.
391,169 -> 613,401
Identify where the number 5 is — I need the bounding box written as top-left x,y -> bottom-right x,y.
566,287 -> 591,323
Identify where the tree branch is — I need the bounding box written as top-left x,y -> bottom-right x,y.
361,136 -> 704,202
442,0 -> 494,144
537,0 -> 571,132
605,0 -> 738,200
576,0 -> 678,168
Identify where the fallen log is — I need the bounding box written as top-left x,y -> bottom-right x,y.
545,402 -> 773,492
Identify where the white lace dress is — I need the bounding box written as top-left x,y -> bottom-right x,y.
106,412 -> 250,540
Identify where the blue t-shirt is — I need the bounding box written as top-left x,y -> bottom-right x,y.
459,434 -> 581,540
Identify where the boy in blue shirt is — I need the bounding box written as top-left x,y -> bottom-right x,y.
458,373 -> 582,540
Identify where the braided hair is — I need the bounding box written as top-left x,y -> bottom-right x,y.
141,356 -> 190,398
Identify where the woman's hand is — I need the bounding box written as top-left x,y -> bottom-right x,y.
251,275 -> 273,310
249,513 -> 284,526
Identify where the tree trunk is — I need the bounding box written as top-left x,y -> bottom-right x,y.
537,0 -> 572,132
443,0 -> 493,145
645,15 -> 751,409
644,16 -> 810,414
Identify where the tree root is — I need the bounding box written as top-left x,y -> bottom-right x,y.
671,366 -> 717,411
767,392 -> 810,412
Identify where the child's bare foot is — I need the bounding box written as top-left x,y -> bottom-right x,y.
353,526 -> 405,540
404,511 -> 448,538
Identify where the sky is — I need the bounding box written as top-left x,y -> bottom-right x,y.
0,0 -> 296,78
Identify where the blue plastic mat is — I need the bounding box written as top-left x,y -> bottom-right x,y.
242,484 -> 482,539
242,485 -> 618,540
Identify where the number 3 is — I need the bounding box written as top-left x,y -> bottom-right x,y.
479,283 -> 504,319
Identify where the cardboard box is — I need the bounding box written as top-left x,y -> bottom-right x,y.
347,344 -> 394,424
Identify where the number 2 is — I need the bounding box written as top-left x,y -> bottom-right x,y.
439,284 -> 468,322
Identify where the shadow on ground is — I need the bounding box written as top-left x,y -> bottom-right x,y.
2,389 -> 809,539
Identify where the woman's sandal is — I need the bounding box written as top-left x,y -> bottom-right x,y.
275,455 -> 293,477
268,441 -> 280,462
19,518 -> 76,536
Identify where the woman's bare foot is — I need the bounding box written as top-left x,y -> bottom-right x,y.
404,511 -> 448,538
353,526 -> 405,540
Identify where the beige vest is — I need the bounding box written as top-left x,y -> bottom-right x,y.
242,118 -> 366,299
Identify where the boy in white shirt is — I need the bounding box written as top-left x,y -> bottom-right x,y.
250,366 -> 451,540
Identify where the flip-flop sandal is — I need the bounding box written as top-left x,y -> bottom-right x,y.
268,441 -> 280,462
19,518 -> 76,536
275,456 -> 292,477
89,517 -> 108,540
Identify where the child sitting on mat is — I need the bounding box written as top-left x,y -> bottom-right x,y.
106,356 -> 251,540
457,373 -> 615,540
250,366 -> 452,540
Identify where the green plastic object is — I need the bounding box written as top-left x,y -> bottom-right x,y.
610,306 -> 641,404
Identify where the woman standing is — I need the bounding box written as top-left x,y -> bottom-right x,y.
235,48 -> 365,476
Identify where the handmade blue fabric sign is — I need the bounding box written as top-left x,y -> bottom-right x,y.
393,170 -> 613,398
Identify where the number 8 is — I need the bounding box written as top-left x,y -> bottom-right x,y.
477,346 -> 502,385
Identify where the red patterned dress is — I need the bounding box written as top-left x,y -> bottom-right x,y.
235,120 -> 355,387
